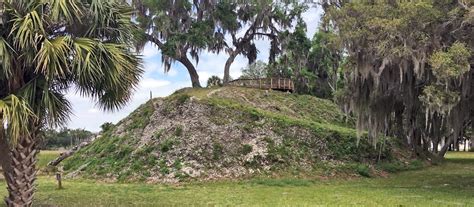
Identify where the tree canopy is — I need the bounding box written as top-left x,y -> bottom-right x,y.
213,1 -> 307,83
133,0 -> 222,88
323,0 -> 473,156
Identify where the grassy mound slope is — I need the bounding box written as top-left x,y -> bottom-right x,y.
63,87 -> 411,182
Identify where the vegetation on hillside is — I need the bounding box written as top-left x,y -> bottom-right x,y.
62,87 -> 412,183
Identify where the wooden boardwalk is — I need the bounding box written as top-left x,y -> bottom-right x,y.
228,78 -> 294,92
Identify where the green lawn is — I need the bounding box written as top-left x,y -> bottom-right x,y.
1,152 -> 473,206
36,150 -> 63,170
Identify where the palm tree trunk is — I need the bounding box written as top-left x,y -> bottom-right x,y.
0,0 -> 4,25
3,134 -> 38,207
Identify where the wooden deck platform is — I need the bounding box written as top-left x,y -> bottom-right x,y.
228,78 -> 294,92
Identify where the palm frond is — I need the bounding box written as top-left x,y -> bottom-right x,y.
0,95 -> 35,144
0,37 -> 14,78
46,0 -> 82,22
73,41 -> 142,111
35,36 -> 72,80
18,77 -> 71,127
10,7 -> 45,50
41,88 -> 72,127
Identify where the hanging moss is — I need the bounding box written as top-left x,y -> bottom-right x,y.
323,1 -> 473,156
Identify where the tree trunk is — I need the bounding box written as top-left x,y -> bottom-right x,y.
464,139 -> 467,151
48,137 -> 95,167
438,135 -> 454,158
2,133 -> 38,207
179,56 -> 201,88
432,139 -> 439,153
223,51 -> 238,84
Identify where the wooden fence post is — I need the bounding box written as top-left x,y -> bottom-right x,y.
56,166 -> 64,189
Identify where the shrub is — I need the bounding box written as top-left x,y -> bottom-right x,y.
241,144 -> 253,155
212,143 -> 224,160
159,139 -> 175,153
207,76 -> 223,87
100,122 -> 114,133
176,94 -> 190,105
153,130 -> 164,139
174,126 -> 183,137
356,164 -> 371,177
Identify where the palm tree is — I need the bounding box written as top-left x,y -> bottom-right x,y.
0,0 -> 142,206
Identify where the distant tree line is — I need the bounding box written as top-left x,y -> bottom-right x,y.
41,128 -> 94,150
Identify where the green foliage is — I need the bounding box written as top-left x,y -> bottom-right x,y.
174,126 -> 183,137
212,142 -> 224,160
240,61 -> 268,79
430,42 -> 471,81
173,159 -> 183,170
419,85 -> 460,115
41,128 -> 93,150
240,144 -> 253,155
355,164 -> 371,177
269,27 -> 344,98
134,0 -> 223,87
159,159 -> 170,175
159,138 -> 175,153
174,94 -> 190,105
378,160 -> 424,173
100,122 -> 114,133
153,129 -> 164,139
422,41 -> 471,115
126,101 -> 155,130
323,0 -> 474,153
220,1 -> 307,83
207,76 -> 223,87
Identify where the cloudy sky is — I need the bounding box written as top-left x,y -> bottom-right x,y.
66,6 -> 323,132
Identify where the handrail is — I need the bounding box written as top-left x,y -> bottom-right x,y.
228,78 -> 294,92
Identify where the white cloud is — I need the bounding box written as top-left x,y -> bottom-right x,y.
165,68 -> 178,77
303,6 -> 323,38
87,108 -> 99,114
66,80 -> 189,132
139,78 -> 170,89
141,43 -> 159,58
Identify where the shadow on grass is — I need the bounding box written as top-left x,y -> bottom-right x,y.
249,178 -> 314,187
446,158 -> 474,164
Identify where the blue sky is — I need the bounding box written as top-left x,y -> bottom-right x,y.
66,6 -> 322,132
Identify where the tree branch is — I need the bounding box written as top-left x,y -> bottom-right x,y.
145,34 -> 164,48
457,0 -> 469,10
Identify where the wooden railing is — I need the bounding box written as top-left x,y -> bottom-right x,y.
228,78 -> 294,92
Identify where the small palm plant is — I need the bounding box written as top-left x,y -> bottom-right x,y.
207,76 -> 223,87
0,0 -> 142,206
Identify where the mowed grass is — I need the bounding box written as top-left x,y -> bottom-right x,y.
36,150 -> 62,170
0,152 -> 473,206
